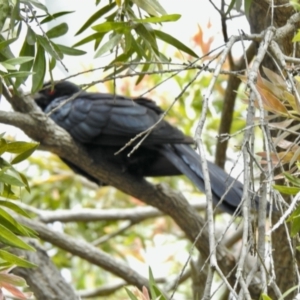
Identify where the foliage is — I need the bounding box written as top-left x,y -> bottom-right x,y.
74,0 -> 197,83
0,136 -> 38,299
0,0 -> 85,93
0,0 -> 198,93
125,268 -> 166,300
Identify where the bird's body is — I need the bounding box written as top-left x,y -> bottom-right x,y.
35,81 -> 254,214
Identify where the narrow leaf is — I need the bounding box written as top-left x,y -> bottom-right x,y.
73,32 -> 105,47
56,44 -> 86,56
11,144 -> 39,164
0,200 -> 30,218
20,0 -> 48,12
41,11 -> 75,24
273,185 -> 300,195
133,14 -> 181,24
92,21 -> 126,33
46,23 -> 68,39
15,34 -> 35,87
0,250 -> 36,268
31,43 -> 46,93
154,30 -> 199,58
36,35 -> 63,60
131,0 -> 166,16
94,34 -> 122,58
2,57 -> 34,66
76,2 -> 116,35
0,224 -> 35,250
0,174 -> 24,187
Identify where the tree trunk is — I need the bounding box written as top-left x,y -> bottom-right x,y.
248,1 -> 300,298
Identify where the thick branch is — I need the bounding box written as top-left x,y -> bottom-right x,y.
14,215 -> 150,290
12,241 -> 80,300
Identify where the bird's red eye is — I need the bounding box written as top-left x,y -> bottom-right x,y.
47,89 -> 55,95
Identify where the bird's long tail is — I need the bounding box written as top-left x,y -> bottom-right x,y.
160,144 -> 258,214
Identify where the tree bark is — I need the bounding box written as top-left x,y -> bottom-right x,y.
248,1 -> 300,298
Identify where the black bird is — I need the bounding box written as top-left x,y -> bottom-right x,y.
34,81 -> 255,214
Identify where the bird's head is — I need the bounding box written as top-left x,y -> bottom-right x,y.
34,81 -> 81,111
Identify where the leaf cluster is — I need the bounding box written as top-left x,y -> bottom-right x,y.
0,135 -> 38,298
0,0 -> 85,94
73,0 -> 198,84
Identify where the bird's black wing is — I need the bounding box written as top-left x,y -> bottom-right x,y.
45,92 -> 193,146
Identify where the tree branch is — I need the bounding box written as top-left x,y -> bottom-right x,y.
11,241 -> 80,300
13,214 -> 150,290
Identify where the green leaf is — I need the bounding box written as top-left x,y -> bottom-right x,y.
288,206 -> 300,221
0,174 -> 24,187
279,285 -> 300,300
125,288 -> 139,300
5,141 -> 38,154
76,2 -> 116,35
131,37 -> 147,59
0,224 -> 35,250
0,38 -> 17,52
225,0 -> 236,16
15,36 -> 35,87
133,14 -> 181,24
136,62 -> 150,85
147,267 -> 167,299
273,185 -> 300,195
284,172 -> 300,187
36,35 -> 63,60
9,0 -> 20,33
3,71 -> 34,79
41,11 -> 75,24
49,57 -> 56,71
293,30 -> 300,42
0,250 -> 36,268
31,43 -> 46,93
154,30 -> 199,58
131,0 -> 167,16
73,32 -> 106,48
56,44 -> 86,56
0,207 -> 31,236
11,144 -> 39,164
92,21 -> 127,33
46,23 -> 68,39
20,0 -> 48,13
0,184 -> 18,200
260,293 -> 272,300
149,267 -> 157,299
123,31 -> 132,54
18,172 -> 30,193
26,26 -> 36,45
2,57 -> 34,66
0,34 -> 14,59
94,34 -> 122,58
0,0 -> 10,33
291,217 -> 300,237
1,61 -> 16,70
244,0 -> 252,19
0,201 -> 29,218
135,24 -> 158,53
